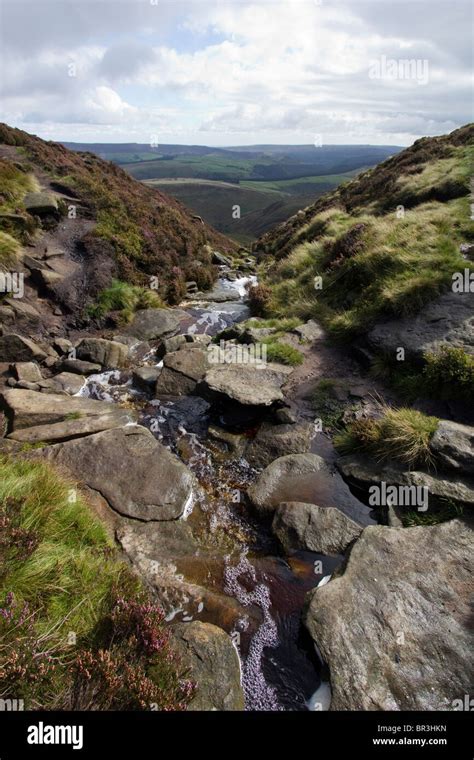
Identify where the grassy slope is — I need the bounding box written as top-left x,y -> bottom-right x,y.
0,123 -> 237,303
257,124 -> 474,340
0,457 -> 192,710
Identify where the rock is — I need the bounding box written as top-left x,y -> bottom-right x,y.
155,347 -> 209,396
248,453 -> 374,525
12,362 -> 42,384
125,308 -> 184,341
304,520 -> 474,710
53,338 -> 73,356
3,299 -> 40,321
132,366 -> 162,392
292,320 -> 326,342
430,420 -> 474,474
48,372 -> 86,395
460,242 -> 474,260
0,334 -> 47,363
76,337 -> 128,369
192,287 -> 241,303
24,192 -> 59,216
31,268 -> 64,289
274,404 -> 298,424
144,396 -> 210,442
171,622 -> 244,711
241,327 -> 275,343
8,411 -> 133,444
39,425 -> 194,521
367,291 -> 474,360
202,364 -> 292,407
212,251 -> 232,266
245,421 -> 313,468
162,334 -> 187,355
208,424 -> 247,456
337,453 -> 474,508
60,358 -> 102,375
0,388 -> 127,431
273,502 -> 362,555
16,381 -> 39,391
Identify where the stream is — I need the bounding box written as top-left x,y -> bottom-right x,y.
78,275 -> 348,711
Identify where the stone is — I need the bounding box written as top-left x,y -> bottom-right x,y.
272,502 -> 362,555
208,424 -> 247,456
75,337 -> 128,369
53,338 -> 73,355
16,381 -> 39,391
171,622 -> 244,711
31,268 -> 64,289
0,334 -> 47,363
162,334 -> 187,355
48,372 -> 87,395
24,192 -> 59,216
132,366 -> 162,391
12,362 -> 42,384
0,388 -> 127,431
8,411 -> 133,444
60,358 -> 102,375
202,364 -> 292,407
304,520 -> 474,710
430,420 -> 474,474
367,291 -> 474,359
155,347 -> 209,396
245,421 -> 313,468
39,425 -> 194,521
337,453 -> 474,508
248,453 -> 374,525
212,251 -> 232,266
3,299 -> 40,320
292,320 -> 326,342
125,308 -> 185,341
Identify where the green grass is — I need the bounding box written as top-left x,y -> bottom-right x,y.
0,160 -> 39,213
310,378 -> 349,430
0,231 -> 21,268
88,279 -> 165,322
402,499 -> 463,526
334,406 -> 439,467
262,339 -> 304,366
0,457 -> 192,710
245,317 -> 301,331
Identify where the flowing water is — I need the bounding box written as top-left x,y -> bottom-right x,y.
78,277 -> 350,711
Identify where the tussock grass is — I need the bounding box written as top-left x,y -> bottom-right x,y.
88,279 -> 165,322
262,339 -> 304,366
0,231 -> 21,268
0,160 -> 39,212
335,406 -> 439,467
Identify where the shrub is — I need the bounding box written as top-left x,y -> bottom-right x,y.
335,406 -> 439,467
88,279 -> 164,322
423,346 -> 474,401
246,282 -> 272,316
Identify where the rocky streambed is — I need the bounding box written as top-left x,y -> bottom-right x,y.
1,273 -> 472,712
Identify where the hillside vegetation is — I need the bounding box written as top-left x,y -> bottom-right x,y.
0,123 -> 236,304
257,124 -> 473,340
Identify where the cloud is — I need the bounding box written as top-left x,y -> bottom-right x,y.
0,0 -> 471,145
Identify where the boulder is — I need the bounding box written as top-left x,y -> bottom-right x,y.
304,520 -> 474,710
212,251 -> 232,266
292,320 -> 325,342
155,347 -> 209,396
8,411 -> 133,444
132,366 -> 162,392
367,291 -> 474,360
272,502 -> 362,555
248,453 -> 374,525
47,372 -> 86,396
0,388 -> 127,431
245,421 -> 313,468
337,453 -> 474,508
76,337 -> 128,369
202,364 -> 292,407
171,622 -> 244,711
31,268 -> 64,289
125,308 -> 184,341
0,334 -> 47,363
12,362 -> 42,384
40,425 -> 194,521
24,191 -> 59,216
60,358 -> 102,375
430,420 -> 474,474
162,334 -> 187,355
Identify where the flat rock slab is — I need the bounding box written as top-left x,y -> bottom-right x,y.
40,425 -> 194,521
0,389 -> 126,431
0,334 -> 47,363
8,411 -> 133,444
171,622 -> 244,711
125,308 -> 186,341
202,364 -> 292,406
367,291 -> 474,359
304,520 -> 474,710
337,453 -> 474,508
248,453 -> 374,525
273,501 -> 362,555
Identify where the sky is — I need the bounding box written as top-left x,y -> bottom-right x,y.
0,0 -> 472,147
